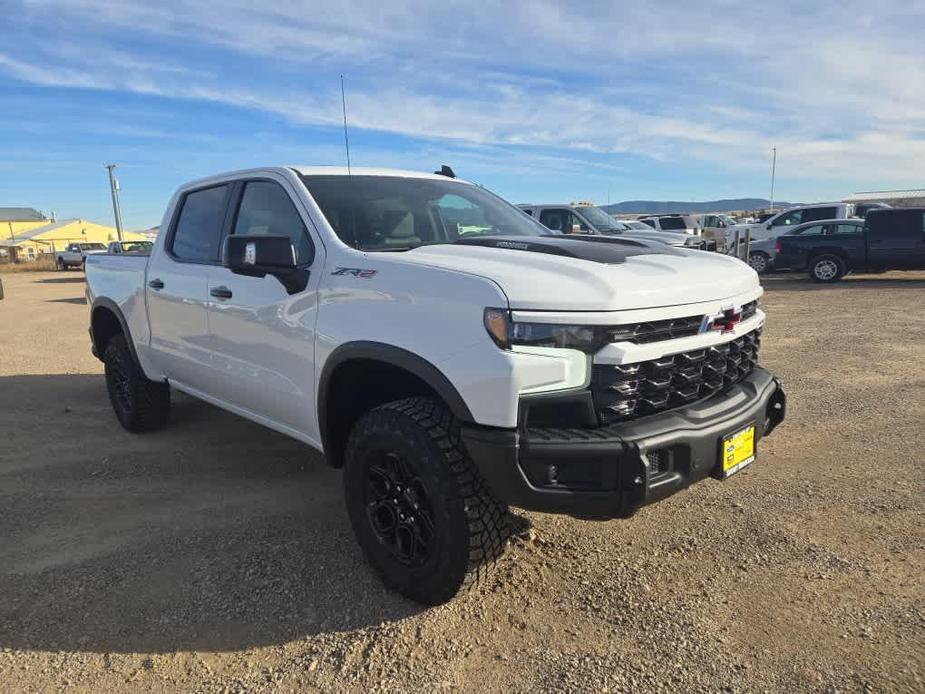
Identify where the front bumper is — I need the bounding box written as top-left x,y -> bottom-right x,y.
462,366 -> 785,520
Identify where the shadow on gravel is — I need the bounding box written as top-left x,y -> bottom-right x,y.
0,374 -> 424,655
761,274 -> 925,291
35,276 -> 85,284
46,297 -> 87,305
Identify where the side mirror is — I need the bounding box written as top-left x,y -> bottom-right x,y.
570,223 -> 582,234
222,235 -> 309,294
766,224 -> 772,230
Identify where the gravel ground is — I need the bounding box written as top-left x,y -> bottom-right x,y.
0,270 -> 923,693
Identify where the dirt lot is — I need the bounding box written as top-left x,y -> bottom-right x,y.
0,270 -> 923,693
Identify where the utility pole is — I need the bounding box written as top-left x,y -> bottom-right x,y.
768,147 -> 777,212
105,164 -> 124,241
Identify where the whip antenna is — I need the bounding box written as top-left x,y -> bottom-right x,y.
340,74 -> 352,176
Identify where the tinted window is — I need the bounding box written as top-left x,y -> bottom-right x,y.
171,185 -> 229,263
300,175 -> 546,251
868,210 -> 924,242
834,223 -> 862,234
233,181 -> 313,264
802,207 -> 837,223
772,209 -> 802,226
521,208 -> 533,216
540,208 -> 585,233
641,219 -> 656,228
793,224 -> 825,236
659,217 -> 687,230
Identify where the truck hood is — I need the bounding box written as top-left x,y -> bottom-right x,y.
392,236 -> 758,311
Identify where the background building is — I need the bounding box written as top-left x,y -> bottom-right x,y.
0,218 -> 147,261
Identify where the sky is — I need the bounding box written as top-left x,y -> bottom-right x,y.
1,0 -> 923,230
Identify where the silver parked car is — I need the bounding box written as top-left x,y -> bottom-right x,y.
517,204 -> 707,249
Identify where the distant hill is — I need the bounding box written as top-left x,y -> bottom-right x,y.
601,199 -> 794,214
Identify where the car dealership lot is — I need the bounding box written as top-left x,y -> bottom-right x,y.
1,271 -> 923,692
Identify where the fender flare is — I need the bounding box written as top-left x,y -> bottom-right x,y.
317,341 -> 475,452
89,297 -> 141,367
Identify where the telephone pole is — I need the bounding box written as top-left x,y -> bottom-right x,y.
768,147 -> 777,212
105,164 -> 124,241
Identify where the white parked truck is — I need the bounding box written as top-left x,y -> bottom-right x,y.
85,166 -> 786,604
56,242 -> 107,270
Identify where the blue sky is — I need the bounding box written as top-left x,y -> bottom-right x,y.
1,0 -> 923,229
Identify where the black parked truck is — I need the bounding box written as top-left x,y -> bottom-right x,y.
775,208 -> 925,282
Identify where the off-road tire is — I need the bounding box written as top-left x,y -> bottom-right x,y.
343,397 -> 510,605
808,254 -> 846,283
103,335 -> 170,432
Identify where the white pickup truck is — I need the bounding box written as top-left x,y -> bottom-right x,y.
85,166 -> 786,604
56,242 -> 107,270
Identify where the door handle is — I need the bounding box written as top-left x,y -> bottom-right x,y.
148,278 -> 164,290
210,286 -> 233,299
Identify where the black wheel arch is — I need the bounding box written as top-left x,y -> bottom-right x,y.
90,298 -> 141,367
318,342 -> 475,468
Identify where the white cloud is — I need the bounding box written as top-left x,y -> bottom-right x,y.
4,0 -> 925,190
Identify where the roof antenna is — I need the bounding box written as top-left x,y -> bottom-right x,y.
340,74 -> 359,249
340,75 -> 352,177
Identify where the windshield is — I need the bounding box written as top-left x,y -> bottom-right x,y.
81,243 -> 106,250
300,175 -> 550,251
624,221 -> 651,230
575,206 -> 621,230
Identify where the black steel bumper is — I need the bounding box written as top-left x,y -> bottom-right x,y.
462,366 -> 785,520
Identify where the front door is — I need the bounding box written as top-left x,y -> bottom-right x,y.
205,177 -> 323,439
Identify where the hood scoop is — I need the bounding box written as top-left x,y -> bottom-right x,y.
452,234 -> 681,264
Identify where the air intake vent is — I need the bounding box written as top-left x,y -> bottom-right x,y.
591,328 -> 762,424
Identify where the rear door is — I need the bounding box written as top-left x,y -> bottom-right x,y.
866,210 -> 925,269
145,183 -> 232,391
204,176 -> 324,438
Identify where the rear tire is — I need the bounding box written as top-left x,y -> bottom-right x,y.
809,254 -> 845,283
748,251 -> 770,274
103,335 -> 170,432
343,397 -> 509,605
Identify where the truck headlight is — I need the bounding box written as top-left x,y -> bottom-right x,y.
484,308 -> 601,352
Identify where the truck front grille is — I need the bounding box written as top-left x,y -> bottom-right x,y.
609,300 -> 757,344
591,328 -> 762,424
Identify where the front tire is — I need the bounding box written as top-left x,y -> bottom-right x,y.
103,335 -> 170,432
809,254 -> 845,283
343,397 -> 509,605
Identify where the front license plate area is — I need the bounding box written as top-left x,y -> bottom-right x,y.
719,424 -> 756,479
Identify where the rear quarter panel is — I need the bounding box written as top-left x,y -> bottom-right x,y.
85,254 -> 156,374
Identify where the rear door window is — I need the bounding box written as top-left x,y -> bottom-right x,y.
869,210 -> 924,245
658,217 -> 687,230
170,185 -> 230,263
802,207 -> 837,223
794,224 -> 825,236
834,223 -> 862,234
